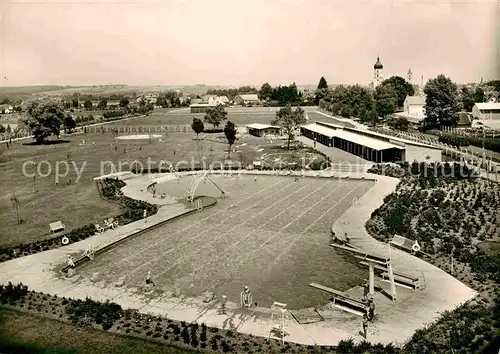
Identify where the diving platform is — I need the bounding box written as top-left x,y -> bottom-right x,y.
309,283 -> 368,316
330,243 -> 397,301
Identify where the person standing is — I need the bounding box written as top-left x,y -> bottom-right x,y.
362,314 -> 369,339
67,255 -> 75,268
368,298 -> 375,321
143,209 -> 147,222
146,271 -> 155,286
362,280 -> 369,300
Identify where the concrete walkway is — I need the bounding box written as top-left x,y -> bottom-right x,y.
0,170 -> 477,347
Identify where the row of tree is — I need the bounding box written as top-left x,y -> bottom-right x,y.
317,76 -> 415,125
316,74 -> 500,129
257,82 -> 305,106
156,91 -> 189,108
22,100 -> 153,143
205,86 -> 258,101
63,97 -> 130,110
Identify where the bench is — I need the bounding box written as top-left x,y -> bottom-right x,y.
381,271 -> 421,290
309,283 -> 368,315
49,221 -> 65,233
390,235 -> 419,253
359,261 -> 421,289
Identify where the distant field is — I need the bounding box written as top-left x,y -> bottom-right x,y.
0,86 -> 71,102
79,175 -> 373,309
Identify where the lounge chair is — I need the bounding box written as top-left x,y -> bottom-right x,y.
95,224 -> 105,233
107,218 -> 119,229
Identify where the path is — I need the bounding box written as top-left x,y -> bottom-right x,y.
0,170 -> 477,347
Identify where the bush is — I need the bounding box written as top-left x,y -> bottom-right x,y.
0,282 -> 29,304
65,297 -> 123,330
181,326 -> 190,344
200,323 -> 207,342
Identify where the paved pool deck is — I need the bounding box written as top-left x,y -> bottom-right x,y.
0,170 -> 478,346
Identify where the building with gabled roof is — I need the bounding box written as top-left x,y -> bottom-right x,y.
403,95 -> 425,118
233,94 -> 260,106
472,102 -> 500,120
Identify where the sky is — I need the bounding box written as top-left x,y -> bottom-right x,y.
1,0 -> 499,87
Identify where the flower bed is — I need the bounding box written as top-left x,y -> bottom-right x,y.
0,283 -> 397,353
0,178 -> 158,264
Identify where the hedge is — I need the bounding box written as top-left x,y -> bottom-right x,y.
438,133 -> 500,153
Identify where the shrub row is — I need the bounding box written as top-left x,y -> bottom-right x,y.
0,178 -> 158,264
368,161 -> 478,181
0,282 -> 28,305
438,133 -> 500,153
0,283 -> 402,353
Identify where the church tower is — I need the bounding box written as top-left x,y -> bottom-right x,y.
373,56 -> 384,88
407,69 -> 413,84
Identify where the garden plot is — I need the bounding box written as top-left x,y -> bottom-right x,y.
78,175 -> 375,309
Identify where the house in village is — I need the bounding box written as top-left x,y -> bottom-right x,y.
233,94 -> 260,106
203,95 -> 218,104
0,105 -> 14,114
214,96 -> 230,106
403,95 -> 425,118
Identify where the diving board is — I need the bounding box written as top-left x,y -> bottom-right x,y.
359,261 -> 422,290
309,283 -> 368,316
330,243 -> 397,301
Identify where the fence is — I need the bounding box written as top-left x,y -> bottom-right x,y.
0,130 -> 32,142
82,125 -> 194,135
369,127 -> 500,180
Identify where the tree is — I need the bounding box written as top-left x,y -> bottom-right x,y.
461,87 -> 475,112
258,82 -> 273,101
424,75 -> 460,128
390,116 -> 410,131
317,76 -> 328,90
272,105 -> 306,150
119,97 -> 129,107
83,100 -> 93,110
63,115 -> 76,133
223,121 -> 237,157
10,193 -> 20,224
23,101 -> 65,143
315,77 -> 329,105
191,117 -> 204,139
380,76 -> 415,108
375,85 -> 397,118
98,99 -> 107,109
474,87 -> 485,103
71,98 -> 79,108
203,104 -> 227,129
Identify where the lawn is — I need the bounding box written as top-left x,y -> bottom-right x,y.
0,108 -> 330,247
0,308 -> 200,354
78,175 -> 374,309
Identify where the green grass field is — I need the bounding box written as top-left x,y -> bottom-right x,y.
0,108 -> 315,246
0,308 -> 200,354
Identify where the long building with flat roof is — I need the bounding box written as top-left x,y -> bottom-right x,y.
300,122 -> 442,163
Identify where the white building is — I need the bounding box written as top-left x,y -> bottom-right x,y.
472,102 -> 500,120
214,96 -> 230,105
203,95 -> 217,104
300,121 -> 442,163
373,57 -> 384,88
0,105 -> 13,114
403,95 -> 425,118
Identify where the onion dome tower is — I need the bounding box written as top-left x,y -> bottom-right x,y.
373,56 -> 384,88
